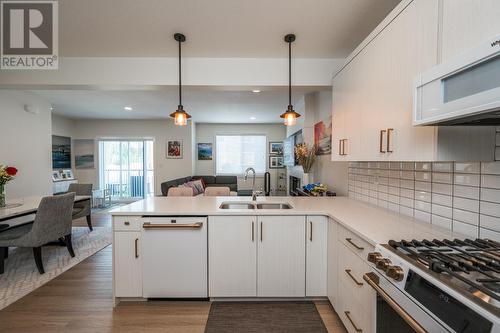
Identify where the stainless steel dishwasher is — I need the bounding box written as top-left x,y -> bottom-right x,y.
141,216 -> 208,298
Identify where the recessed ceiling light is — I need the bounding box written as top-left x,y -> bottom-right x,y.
251,90 -> 261,93
124,106 -> 133,111
250,116 -> 257,120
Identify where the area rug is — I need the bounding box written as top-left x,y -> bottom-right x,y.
0,226 -> 111,310
204,301 -> 328,333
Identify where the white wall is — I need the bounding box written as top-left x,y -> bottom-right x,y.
286,92 -> 348,196
0,91 -> 53,198
70,119 -> 194,196
195,123 -> 286,191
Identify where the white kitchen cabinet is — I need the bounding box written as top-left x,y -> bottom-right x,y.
208,216 -> 257,297
306,216 -> 328,297
257,215 -> 306,297
441,0 -> 500,62
332,0 -> 457,162
113,231 -> 142,298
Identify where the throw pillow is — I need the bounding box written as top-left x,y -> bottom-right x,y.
192,177 -> 206,189
191,179 -> 205,193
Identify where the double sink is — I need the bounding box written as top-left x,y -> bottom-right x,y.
219,202 -> 293,210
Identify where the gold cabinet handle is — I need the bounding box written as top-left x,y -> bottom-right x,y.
260,222 -> 263,242
309,221 -> 313,241
252,221 -> 255,242
134,238 -> 139,258
143,222 -> 203,229
339,139 -> 343,156
364,272 -> 427,333
342,139 -> 347,155
345,269 -> 363,286
387,128 -> 394,153
344,311 -> 362,332
379,130 -> 386,153
345,238 -> 364,250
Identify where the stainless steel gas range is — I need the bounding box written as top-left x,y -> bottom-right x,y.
364,238 -> 500,333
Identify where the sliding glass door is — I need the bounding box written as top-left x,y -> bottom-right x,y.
98,140 -> 154,202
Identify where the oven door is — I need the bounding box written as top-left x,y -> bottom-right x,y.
364,271 -> 450,333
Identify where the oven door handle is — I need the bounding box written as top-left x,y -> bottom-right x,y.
363,272 -> 428,333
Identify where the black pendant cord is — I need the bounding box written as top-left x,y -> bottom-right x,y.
178,38 -> 182,107
288,39 -> 292,107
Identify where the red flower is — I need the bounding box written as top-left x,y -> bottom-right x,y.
5,167 -> 17,176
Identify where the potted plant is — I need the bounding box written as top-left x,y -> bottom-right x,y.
0,165 -> 18,207
294,143 -> 317,185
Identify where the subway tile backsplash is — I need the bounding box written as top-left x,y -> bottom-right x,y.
348,161 -> 500,241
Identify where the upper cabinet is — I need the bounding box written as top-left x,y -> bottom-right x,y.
441,0 -> 500,62
332,0 -> 498,162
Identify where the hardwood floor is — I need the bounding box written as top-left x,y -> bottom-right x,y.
0,211 -> 347,333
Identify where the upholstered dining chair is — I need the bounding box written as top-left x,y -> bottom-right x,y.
0,193 -> 76,274
167,187 -> 194,196
67,183 -> 93,231
204,187 -> 230,196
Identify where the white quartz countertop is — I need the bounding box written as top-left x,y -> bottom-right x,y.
110,196 -> 465,246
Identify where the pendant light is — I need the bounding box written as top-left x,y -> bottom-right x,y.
280,34 -> 300,126
170,33 -> 191,126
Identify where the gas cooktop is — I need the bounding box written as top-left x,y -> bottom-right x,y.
385,238 -> 500,311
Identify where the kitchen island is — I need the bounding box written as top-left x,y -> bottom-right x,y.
110,196 -> 466,333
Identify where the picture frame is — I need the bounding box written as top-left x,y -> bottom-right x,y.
314,115 -> 332,156
269,156 -> 285,169
74,139 -> 95,169
52,171 -> 61,181
269,141 -> 284,155
197,143 -> 213,160
166,139 -> 183,159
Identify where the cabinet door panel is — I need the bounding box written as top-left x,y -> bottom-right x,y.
209,216 -> 257,297
306,216 -> 328,296
114,232 -> 142,297
257,216 -> 306,297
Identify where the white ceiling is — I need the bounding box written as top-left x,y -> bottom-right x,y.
34,89 -> 316,123
59,0 -> 400,58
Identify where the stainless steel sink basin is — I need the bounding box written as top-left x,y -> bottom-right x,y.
219,203 -> 255,209
255,203 -> 293,209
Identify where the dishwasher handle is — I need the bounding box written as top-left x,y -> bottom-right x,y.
142,222 -> 203,229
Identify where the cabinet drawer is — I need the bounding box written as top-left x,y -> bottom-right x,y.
339,275 -> 374,333
338,224 -> 374,261
113,216 -> 142,231
339,242 -> 373,306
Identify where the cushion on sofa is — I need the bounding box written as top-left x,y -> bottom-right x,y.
216,176 -> 237,184
193,176 -> 216,185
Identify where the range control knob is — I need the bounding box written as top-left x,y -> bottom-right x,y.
387,265 -> 405,281
375,258 -> 392,271
367,252 -> 383,263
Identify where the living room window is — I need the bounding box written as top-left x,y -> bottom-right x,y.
215,135 -> 266,175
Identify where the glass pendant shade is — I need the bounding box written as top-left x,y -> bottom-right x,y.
280,105 -> 300,126
170,105 -> 191,126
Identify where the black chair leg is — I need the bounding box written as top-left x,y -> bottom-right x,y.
33,247 -> 45,274
65,234 -> 75,257
2,246 -> 8,259
0,248 -> 5,274
86,215 -> 93,231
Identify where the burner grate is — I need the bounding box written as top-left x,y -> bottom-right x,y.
388,238 -> 500,305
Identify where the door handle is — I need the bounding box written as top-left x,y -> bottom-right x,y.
309,221 -> 313,241
364,272 -> 427,333
260,222 -> 263,242
379,130 -> 386,153
134,238 -> 139,258
344,311 -> 362,332
345,269 -> 363,286
252,221 -> 255,242
345,238 -> 364,250
387,128 -> 394,153
142,222 -> 203,229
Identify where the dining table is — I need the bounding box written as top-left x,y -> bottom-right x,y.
0,195 -> 92,230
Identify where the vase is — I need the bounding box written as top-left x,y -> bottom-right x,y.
0,184 -> 5,208
302,173 -> 313,186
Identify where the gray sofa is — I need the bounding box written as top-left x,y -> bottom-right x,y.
161,176 -> 237,196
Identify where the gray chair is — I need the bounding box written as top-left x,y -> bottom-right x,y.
0,193 -> 76,274
68,183 -> 93,231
